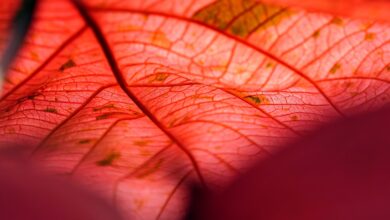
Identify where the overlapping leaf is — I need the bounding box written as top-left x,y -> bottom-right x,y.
0,0 -> 389,219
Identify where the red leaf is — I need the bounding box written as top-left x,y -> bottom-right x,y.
0,0 -> 389,219
189,106 -> 390,220
260,0 -> 390,22
0,151 -> 124,220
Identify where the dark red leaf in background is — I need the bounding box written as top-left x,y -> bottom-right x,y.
189,105 -> 390,220
0,150 -> 123,220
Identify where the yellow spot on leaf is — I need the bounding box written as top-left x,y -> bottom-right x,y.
235,66 -> 246,74
185,43 -> 195,50
149,72 -> 169,82
331,17 -> 344,26
245,95 -> 261,104
329,63 -> 341,74
265,62 -> 275,68
150,31 -> 171,49
197,59 -> 205,65
244,94 -> 270,105
312,30 -> 320,38
192,94 -> 213,101
117,24 -> 140,32
365,32 -> 376,41
211,66 -> 227,71
96,151 -> 121,166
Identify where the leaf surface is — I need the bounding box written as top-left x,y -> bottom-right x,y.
258,0 -> 390,22
0,0 -> 389,219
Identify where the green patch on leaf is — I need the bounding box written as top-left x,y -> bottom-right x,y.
192,0 -> 292,37
245,95 -> 261,104
231,25 -> 246,37
244,94 -> 270,105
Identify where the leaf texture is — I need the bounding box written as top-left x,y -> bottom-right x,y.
0,0 -> 389,219
258,0 -> 390,22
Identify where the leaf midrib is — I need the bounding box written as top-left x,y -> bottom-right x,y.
73,0 -> 208,187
